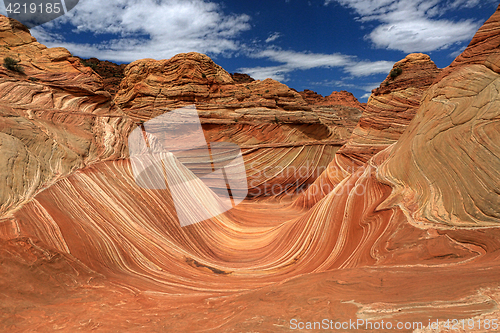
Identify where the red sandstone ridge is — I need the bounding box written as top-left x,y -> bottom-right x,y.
0,15 -> 133,218
115,53 -> 361,128
78,57 -> 127,96
230,72 -> 255,83
299,89 -> 365,110
114,52 -> 319,121
294,53 -> 441,207
438,4 -> 500,79
114,52 -> 361,197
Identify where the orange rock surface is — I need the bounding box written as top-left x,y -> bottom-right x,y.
2,5 -> 500,332
0,16 -> 133,219
113,52 -> 361,198
299,89 -> 365,110
294,53 -> 441,208
77,57 -> 127,96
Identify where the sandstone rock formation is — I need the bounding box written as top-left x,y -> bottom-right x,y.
114,52 -> 362,197
0,15 -> 133,219
230,72 -> 255,83
341,53 -> 441,164
2,4 -> 500,333
294,53 -> 442,207
78,57 -> 127,96
115,52 -> 314,120
299,88 -> 365,110
378,62 -> 500,228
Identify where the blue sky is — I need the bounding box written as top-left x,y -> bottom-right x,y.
1,0 -> 498,100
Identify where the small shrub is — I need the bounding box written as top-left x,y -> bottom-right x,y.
265,89 -> 269,93
80,59 -> 98,71
390,67 -> 402,78
28,77 -> 40,82
4,57 -> 24,73
201,73 -> 207,79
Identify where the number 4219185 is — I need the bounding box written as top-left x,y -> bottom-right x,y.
443,319 -> 498,330
6,2 -> 62,14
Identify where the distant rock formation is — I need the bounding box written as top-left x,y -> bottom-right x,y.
230,72 -> 255,83
295,53 -> 441,207
299,89 -> 365,110
115,52 -> 315,120
78,57 -> 127,96
340,53 -> 441,164
297,89 -> 323,104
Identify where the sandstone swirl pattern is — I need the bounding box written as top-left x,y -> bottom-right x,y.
0,17 -> 134,220
375,7 -> 500,229
2,6 -> 500,332
294,53 -> 441,208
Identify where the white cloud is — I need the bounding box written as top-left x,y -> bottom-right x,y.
29,0 -> 251,62
445,0 -> 496,10
368,18 -> 480,53
325,0 -> 489,52
265,32 -> 282,43
254,49 -> 353,69
448,45 -> 467,58
345,60 -> 394,76
239,65 -> 288,82
239,49 -> 394,81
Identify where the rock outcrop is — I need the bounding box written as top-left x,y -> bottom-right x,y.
294,53 -> 441,207
341,53 -> 441,164
230,72 -> 255,83
438,7 -> 500,78
0,15 -> 134,218
299,89 -> 365,110
78,57 -> 127,96
115,52 -> 314,120
114,52 -> 362,197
